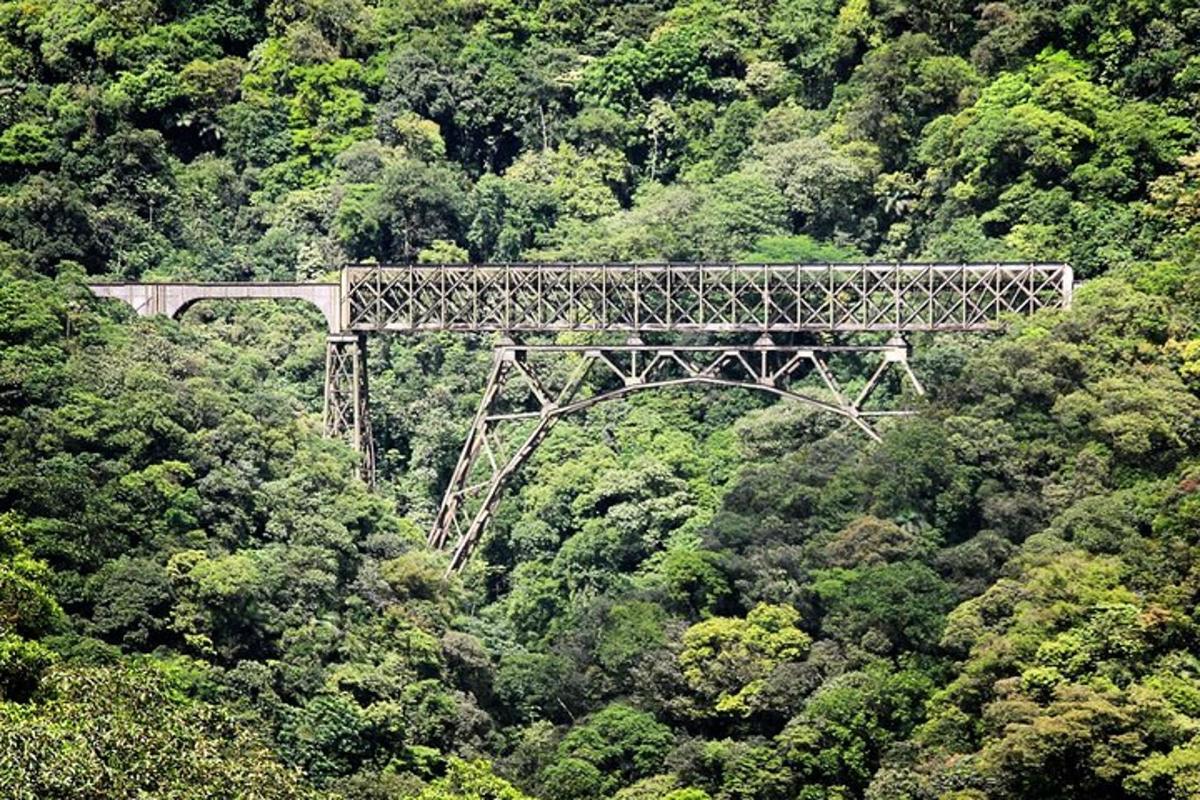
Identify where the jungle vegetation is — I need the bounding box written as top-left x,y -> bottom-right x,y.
2,1 -> 1200,798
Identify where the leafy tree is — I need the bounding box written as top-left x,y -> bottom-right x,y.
811,562 -> 955,653
412,758 -> 536,800
679,603 -> 812,717
777,661 -> 935,794
0,515 -> 62,700
542,703 -> 675,799
0,665 -> 325,799
495,649 -> 581,724
2,2 -> 1200,798
278,691 -> 369,783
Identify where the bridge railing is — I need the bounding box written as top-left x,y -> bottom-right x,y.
342,262 -> 1072,333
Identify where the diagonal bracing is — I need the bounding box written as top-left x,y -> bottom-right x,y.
342,263 -> 1073,333
428,337 -> 925,573
87,262 -> 1074,568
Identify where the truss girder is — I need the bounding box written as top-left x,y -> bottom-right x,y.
428,342 -> 925,572
88,263 -> 1073,512
324,334 -> 376,485
344,263 -> 1072,334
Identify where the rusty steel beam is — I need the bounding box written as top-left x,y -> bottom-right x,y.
343,262 -> 1072,333
429,339 -> 927,573
87,263 -> 1075,571
324,334 -> 375,485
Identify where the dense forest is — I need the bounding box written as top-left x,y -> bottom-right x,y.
2,0 -> 1200,798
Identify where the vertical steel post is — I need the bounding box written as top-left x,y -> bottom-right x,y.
324,334 -> 375,485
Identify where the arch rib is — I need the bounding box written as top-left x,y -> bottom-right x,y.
430,341 -> 924,573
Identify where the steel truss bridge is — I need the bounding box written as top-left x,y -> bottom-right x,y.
89,262 -> 1073,571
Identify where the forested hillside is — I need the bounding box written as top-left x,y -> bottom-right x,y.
2,1 -> 1200,798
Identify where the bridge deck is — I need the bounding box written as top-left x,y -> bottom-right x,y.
88,263 -> 1072,334
343,263 -> 1071,333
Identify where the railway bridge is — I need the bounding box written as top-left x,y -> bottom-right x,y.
89,262 -> 1073,570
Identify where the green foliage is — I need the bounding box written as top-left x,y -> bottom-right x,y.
642,547 -> 731,616
595,601 -> 667,678
542,704 -> 675,799
412,758 -> 535,800
680,604 -> 812,717
811,561 -> 954,653
738,234 -> 861,263
778,660 -> 936,794
0,514 -> 63,700
279,691 -> 369,782
495,649 -> 579,724
0,664 -> 324,799
2,1 -> 1200,798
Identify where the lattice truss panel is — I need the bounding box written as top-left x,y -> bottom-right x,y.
344,263 -> 1071,333
324,335 -> 376,485
428,339 -> 926,572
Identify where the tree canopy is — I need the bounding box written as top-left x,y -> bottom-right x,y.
2,0 -> 1200,798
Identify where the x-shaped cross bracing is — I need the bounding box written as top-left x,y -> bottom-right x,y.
87,263 -> 1073,571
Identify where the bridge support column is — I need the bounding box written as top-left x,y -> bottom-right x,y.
324,334 -> 375,485
428,344 -> 593,572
